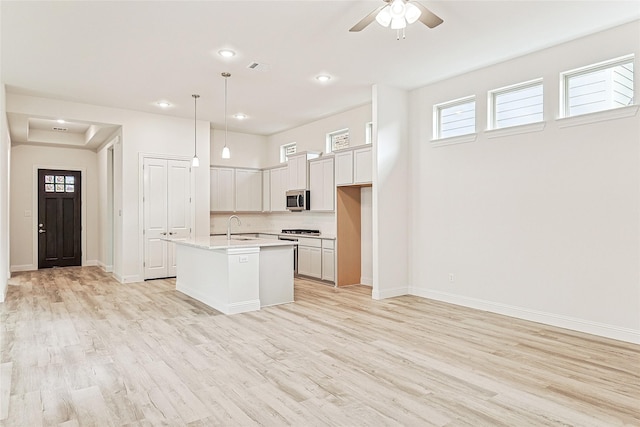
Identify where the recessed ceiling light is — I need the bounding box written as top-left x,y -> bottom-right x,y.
56,119 -> 66,124
316,75 -> 331,83
233,113 -> 247,120
157,101 -> 171,108
218,49 -> 236,58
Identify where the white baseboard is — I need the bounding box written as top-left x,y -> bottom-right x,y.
373,285 -> 408,300
411,288 -> 640,345
10,264 -> 35,273
84,259 -> 98,267
121,275 -> 142,284
360,276 -> 373,286
97,261 -> 113,273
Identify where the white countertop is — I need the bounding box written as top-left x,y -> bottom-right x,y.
169,236 -> 297,251
210,231 -> 337,240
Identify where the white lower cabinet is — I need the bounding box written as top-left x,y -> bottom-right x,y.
297,237 -> 322,279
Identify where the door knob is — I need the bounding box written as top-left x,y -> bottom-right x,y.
160,232 -> 167,236
169,232 -> 174,236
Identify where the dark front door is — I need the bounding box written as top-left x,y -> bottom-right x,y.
38,169 -> 82,268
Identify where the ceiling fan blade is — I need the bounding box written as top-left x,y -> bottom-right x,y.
349,5 -> 387,32
411,1 -> 444,28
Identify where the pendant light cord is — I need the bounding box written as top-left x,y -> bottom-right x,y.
224,74 -> 228,148
193,94 -> 198,157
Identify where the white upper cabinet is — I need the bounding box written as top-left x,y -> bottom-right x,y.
269,167 -> 288,212
262,170 -> 270,212
353,146 -> 372,184
287,151 -> 320,190
309,157 -> 335,211
334,150 -> 353,186
210,167 -> 234,211
235,169 -> 262,212
334,145 -> 372,186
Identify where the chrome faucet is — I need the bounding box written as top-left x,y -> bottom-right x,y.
227,215 -> 241,240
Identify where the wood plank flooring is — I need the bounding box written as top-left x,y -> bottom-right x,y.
1,267 -> 638,426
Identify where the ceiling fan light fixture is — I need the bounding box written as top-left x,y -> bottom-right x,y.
391,17 -> 407,30
389,0 -> 407,19
405,3 -> 422,24
375,7 -> 392,27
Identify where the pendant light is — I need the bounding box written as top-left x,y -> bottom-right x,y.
221,72 -> 231,159
191,94 -> 200,167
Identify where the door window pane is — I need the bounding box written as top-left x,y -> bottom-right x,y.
66,185 -> 75,193
65,176 -> 75,184
45,175 -> 54,183
55,184 -> 65,192
55,176 -> 65,184
45,184 -> 55,192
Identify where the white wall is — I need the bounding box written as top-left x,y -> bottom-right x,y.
7,94 -> 211,283
0,83 -> 9,302
373,85 -> 410,299
409,20 -> 640,343
361,187 -> 373,285
9,145 -> 99,270
211,129 -> 267,168
266,104 -> 371,167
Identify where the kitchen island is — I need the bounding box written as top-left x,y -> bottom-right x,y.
171,237 -> 295,315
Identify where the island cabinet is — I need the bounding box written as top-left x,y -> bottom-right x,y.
287,151 -> 320,190
210,167 -> 234,211
309,156 -> 335,211
334,145 -> 372,186
235,168 -> 262,212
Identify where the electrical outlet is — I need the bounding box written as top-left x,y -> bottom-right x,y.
449,273 -> 455,283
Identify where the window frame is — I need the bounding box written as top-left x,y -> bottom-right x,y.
560,54 -> 634,119
326,128 -> 350,153
488,78 -> 544,130
280,142 -> 297,163
433,95 -> 477,140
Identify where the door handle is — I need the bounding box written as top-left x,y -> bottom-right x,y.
39,229 -> 46,233
169,232 -> 174,236
160,232 -> 167,236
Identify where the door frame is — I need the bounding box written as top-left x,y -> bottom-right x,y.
138,153 -> 195,280
32,165 -> 87,269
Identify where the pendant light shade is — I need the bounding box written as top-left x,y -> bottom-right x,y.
191,94 -> 200,167
221,72 -> 231,160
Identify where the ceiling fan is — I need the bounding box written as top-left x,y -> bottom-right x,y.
350,0 -> 443,38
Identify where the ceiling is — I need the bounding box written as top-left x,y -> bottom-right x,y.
2,1 -> 639,144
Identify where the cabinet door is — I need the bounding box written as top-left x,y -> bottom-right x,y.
354,147 -> 372,184
309,247 -> 322,278
235,169 -> 261,212
322,248 -> 335,282
210,167 -> 234,211
322,158 -> 335,211
298,246 -> 311,276
262,170 -> 270,212
287,155 -> 307,190
270,167 -> 287,212
335,151 -> 353,186
309,160 -> 323,211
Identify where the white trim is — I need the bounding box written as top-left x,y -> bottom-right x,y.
10,264 -> 35,272
487,78 -> 544,130
97,260 -> 113,273
32,165 -> 87,270
485,121 -> 546,139
360,276 -> 373,286
556,105 -> 638,128
121,274 -> 142,283
372,285 -> 408,300
430,133 -> 477,147
84,259 -> 98,267
411,288 -> 640,345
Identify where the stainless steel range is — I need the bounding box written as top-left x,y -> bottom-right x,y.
278,229 -> 321,275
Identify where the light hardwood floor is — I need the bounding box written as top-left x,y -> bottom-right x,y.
1,267 -> 638,426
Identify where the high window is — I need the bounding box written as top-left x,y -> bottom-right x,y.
489,79 -> 543,129
326,129 -> 350,153
434,96 -> 476,139
561,55 -> 634,118
365,122 -> 373,145
280,142 -> 296,163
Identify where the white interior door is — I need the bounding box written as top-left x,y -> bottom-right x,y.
167,160 -> 191,276
144,157 -> 191,280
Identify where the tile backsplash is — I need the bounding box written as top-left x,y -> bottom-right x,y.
210,211 -> 336,236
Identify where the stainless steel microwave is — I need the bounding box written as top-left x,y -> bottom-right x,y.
286,190 -> 310,211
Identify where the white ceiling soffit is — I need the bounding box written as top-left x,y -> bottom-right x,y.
2,1 -> 639,136
7,113 -> 120,151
